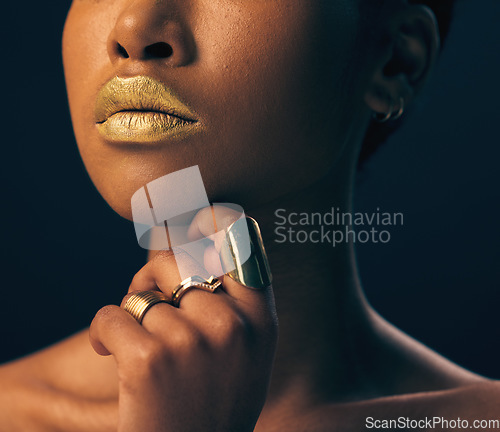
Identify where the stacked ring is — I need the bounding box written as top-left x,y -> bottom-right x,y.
122,276 -> 221,324
123,290 -> 172,324
171,275 -> 222,307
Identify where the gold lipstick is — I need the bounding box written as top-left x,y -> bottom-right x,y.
94,76 -> 200,143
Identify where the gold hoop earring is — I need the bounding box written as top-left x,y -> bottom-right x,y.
391,97 -> 405,121
372,99 -> 394,123
372,97 -> 404,123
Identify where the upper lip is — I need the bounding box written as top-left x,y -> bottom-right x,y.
94,76 -> 198,124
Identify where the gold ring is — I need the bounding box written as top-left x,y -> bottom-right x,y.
171,275 -> 221,307
219,216 -> 272,289
122,291 -> 172,324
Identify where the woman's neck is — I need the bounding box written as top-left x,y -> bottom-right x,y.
249,165 -> 485,419
247,166 -> 381,407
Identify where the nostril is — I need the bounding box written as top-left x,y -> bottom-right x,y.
116,43 -> 130,59
145,42 -> 173,59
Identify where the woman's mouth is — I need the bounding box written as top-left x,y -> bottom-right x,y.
94,76 -> 201,143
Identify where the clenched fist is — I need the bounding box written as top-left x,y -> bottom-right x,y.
89,210 -> 278,432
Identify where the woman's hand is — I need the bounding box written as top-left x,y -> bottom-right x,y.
89,213 -> 278,432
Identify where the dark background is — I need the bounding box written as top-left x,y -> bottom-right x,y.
1,0 -> 499,379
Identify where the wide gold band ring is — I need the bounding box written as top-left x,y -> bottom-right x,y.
122,290 -> 172,324
171,275 -> 222,307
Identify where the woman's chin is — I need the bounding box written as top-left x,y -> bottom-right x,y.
103,197 -> 135,222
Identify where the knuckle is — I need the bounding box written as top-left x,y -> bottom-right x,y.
130,270 -> 148,287
168,325 -> 205,353
212,311 -> 250,348
152,248 -> 177,262
92,305 -> 121,327
150,248 -> 193,276
118,339 -> 169,393
128,264 -> 157,293
127,338 -> 169,371
89,305 -> 122,344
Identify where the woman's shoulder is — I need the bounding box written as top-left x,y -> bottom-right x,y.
368,382 -> 500,430
361,381 -> 500,417
295,381 -> 500,432
380,380 -> 500,413
0,329 -> 118,399
429,381 -> 500,417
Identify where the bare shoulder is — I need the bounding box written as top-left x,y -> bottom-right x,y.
289,382 -> 500,432
361,381 -> 500,418
0,330 -> 118,431
0,328 -> 117,400
436,381 -> 500,417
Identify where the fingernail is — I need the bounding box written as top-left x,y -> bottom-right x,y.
220,217 -> 272,289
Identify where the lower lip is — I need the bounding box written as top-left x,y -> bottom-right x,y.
96,111 -> 200,143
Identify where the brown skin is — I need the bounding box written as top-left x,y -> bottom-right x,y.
62,0 -> 360,216
0,0 -> 498,430
90,247 -> 278,432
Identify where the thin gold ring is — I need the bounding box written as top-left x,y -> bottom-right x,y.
373,99 -> 394,122
391,97 -> 405,121
122,290 -> 172,324
171,275 -> 222,307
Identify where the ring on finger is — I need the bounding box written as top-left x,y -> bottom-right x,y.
171,275 -> 222,307
122,290 -> 172,324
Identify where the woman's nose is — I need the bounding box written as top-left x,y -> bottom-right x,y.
107,0 -> 195,66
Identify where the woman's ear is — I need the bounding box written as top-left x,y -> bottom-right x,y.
364,5 -> 440,119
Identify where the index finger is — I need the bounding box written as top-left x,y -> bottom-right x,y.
189,206 -> 272,291
187,203 -> 245,252
207,214 -> 275,322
